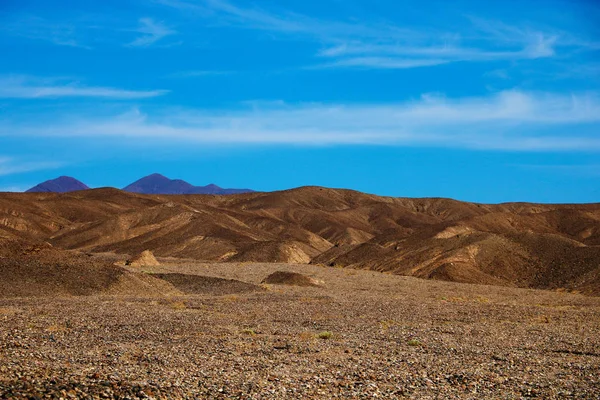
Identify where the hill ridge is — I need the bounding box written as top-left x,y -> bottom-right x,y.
2,186 -> 599,294
24,173 -> 254,195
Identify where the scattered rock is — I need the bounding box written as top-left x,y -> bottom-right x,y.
153,273 -> 263,295
0,263 -> 599,398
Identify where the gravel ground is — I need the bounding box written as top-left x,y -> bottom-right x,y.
1,262 -> 599,399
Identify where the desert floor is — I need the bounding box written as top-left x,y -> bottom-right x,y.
1,261 -> 599,399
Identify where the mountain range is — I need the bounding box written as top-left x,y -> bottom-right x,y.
25,173 -> 254,195
1,186 -> 599,295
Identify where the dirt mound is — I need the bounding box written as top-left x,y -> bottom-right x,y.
127,250 -> 160,267
0,238 -> 174,297
153,273 -> 263,295
261,271 -> 324,287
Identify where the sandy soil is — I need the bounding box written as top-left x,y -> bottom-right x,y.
1,261 -> 599,399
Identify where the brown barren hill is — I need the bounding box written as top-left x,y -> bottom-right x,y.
262,271 -> 325,287
0,187 -> 599,293
127,250 -> 160,267
0,238 -> 176,297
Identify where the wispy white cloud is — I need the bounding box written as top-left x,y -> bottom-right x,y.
1,16 -> 91,49
156,0 -> 427,41
315,57 -> 449,70
2,90 -> 599,151
0,75 -> 168,99
155,0 -> 313,33
316,32 -> 559,69
128,18 -> 176,47
3,14 -> 177,49
466,15 -> 597,51
0,156 -> 63,177
155,0 -> 593,70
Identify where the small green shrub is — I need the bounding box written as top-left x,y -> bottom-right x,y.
241,328 -> 256,336
318,331 -> 333,340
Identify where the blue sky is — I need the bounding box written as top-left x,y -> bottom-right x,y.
0,0 -> 599,203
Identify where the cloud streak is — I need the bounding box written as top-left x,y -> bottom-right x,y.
0,76 -> 168,99
2,90 -> 599,151
155,0 -> 593,70
2,14 -> 177,49
0,156 -> 63,177
316,33 -> 558,69
1,16 -> 91,49
128,18 -> 176,47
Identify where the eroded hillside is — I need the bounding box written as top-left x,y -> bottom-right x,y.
1,187 -> 599,293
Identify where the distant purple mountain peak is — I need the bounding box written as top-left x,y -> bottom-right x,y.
122,173 -> 254,195
25,174 -> 254,195
26,176 -> 89,193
